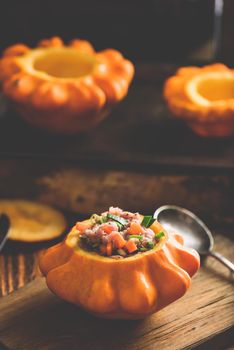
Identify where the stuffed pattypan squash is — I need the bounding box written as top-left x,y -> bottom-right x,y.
39,207 -> 200,319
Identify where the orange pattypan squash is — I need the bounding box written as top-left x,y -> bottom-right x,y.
163,63 -> 234,137
39,215 -> 200,320
0,37 -> 134,133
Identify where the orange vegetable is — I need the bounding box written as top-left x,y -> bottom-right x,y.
0,37 -> 134,134
75,221 -> 90,232
163,63 -> 234,137
102,223 -> 117,234
111,232 -> 126,248
39,214 -> 200,320
125,239 -> 138,253
100,244 -> 107,255
128,222 -> 143,235
106,242 -> 113,256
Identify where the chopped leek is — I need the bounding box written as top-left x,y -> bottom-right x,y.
155,231 -> 165,239
141,215 -> 155,228
107,213 -> 128,227
129,235 -> 143,240
146,242 -> 154,249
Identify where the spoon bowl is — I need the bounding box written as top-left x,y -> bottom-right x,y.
154,205 -> 234,273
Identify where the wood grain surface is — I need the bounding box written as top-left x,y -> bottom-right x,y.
0,160 -> 234,224
0,232 -> 233,350
0,63 -> 234,173
0,252 -> 41,297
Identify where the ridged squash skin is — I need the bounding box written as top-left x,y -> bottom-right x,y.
163,63 -> 234,137
0,37 -> 134,134
39,218 -> 200,319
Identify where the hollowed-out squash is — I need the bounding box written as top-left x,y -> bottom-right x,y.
163,63 -> 234,137
0,37 -> 134,133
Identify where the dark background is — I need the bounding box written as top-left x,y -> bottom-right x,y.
0,0 -> 233,64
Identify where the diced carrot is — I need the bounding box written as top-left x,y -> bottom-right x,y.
128,222 -> 143,235
112,232 -> 126,249
106,242 -> 113,256
76,221 -> 90,232
100,244 -> 107,255
125,240 -> 138,253
102,223 -> 117,234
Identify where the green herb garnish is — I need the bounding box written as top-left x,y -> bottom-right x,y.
100,215 -> 108,224
107,214 -> 128,228
139,247 -> 147,252
91,214 -> 108,224
146,242 -> 155,249
129,235 -> 143,240
141,215 -> 155,228
116,222 -> 123,231
155,231 -> 165,239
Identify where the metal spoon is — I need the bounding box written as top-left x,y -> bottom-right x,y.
154,205 -> 234,273
0,214 -> 10,252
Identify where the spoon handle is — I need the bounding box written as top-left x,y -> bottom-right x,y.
209,251 -> 234,273
0,214 -> 10,253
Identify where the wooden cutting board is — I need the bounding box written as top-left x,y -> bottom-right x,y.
0,233 -> 233,350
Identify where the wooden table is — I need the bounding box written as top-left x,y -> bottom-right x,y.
0,248 -> 41,297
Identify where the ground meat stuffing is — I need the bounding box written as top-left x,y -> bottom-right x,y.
76,207 -> 165,258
